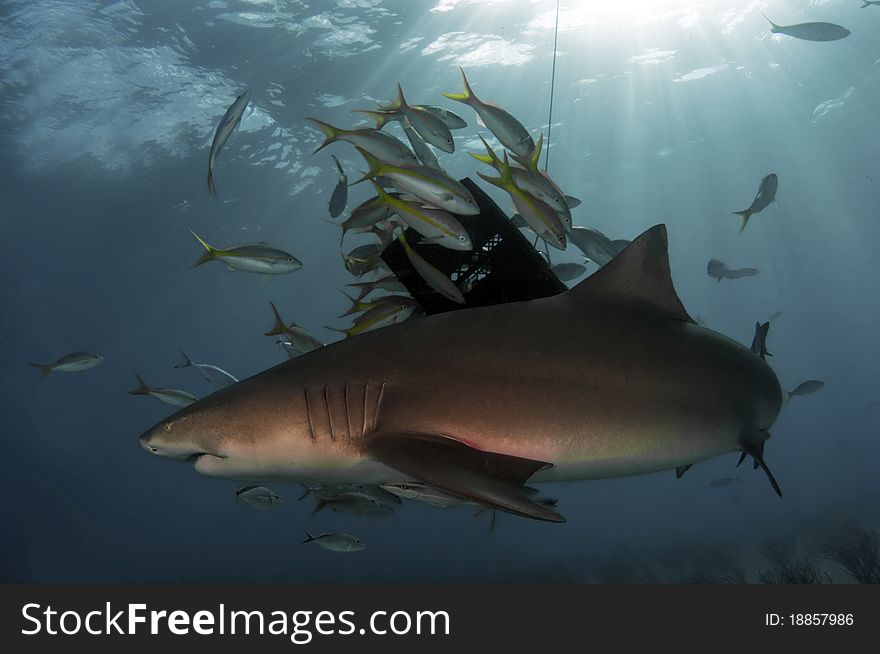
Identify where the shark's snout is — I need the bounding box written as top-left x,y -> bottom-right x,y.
139,434 -> 158,454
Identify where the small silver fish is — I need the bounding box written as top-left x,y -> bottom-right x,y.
346,274 -> 407,301
398,232 -> 465,304
175,349 -> 238,388
707,258 -> 759,282
235,485 -> 282,511
551,262 -> 588,282
709,477 -> 742,488
568,227 -> 620,266
190,230 -> 302,275
328,296 -> 417,338
344,242 -> 386,278
414,105 -> 467,130
302,531 -> 366,553
359,84 -> 454,153
313,492 -> 394,517
29,352 -> 103,378
307,118 -> 417,166
444,67 -> 534,157
328,155 -> 348,218
354,147 -> 479,216
401,116 -> 443,172
761,12 -> 850,42
373,181 -> 472,251
733,173 -> 778,234
381,482 -> 469,508
208,89 -> 251,198
264,302 -> 323,355
785,380 -> 825,402
129,373 -> 196,408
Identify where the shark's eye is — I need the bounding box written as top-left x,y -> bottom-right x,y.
163,423 -> 173,432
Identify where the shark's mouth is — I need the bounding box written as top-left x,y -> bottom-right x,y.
187,452 -> 227,465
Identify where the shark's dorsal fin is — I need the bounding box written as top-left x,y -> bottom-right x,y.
567,224 -> 694,323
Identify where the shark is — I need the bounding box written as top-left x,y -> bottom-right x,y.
138,224 -> 784,523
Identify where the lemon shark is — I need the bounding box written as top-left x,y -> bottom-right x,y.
139,225 -> 784,523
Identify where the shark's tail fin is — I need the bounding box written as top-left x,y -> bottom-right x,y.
862,1 -> 870,8
174,348 -> 192,369
129,373 -> 152,395
733,209 -> 753,234
28,362 -> 53,379
297,484 -> 311,501
302,531 -> 316,544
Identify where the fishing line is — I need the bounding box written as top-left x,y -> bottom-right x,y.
544,0 -> 560,173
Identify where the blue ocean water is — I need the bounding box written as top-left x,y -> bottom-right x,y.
1,0 -> 878,583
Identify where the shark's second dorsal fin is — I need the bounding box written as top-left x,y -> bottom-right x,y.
566,224 -> 694,324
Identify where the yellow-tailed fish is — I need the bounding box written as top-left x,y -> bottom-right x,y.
28,352 -> 103,378
175,349 -> 238,388
477,153 -> 566,251
328,154 -> 348,219
401,117 -> 443,172
129,373 -> 196,408
371,181 -> 471,251
472,134 -> 571,230
306,118 -> 417,166
346,274 -> 408,301
264,302 -> 323,355
443,67 -> 534,157
208,89 -> 251,199
190,230 -> 302,275
353,147 -> 478,216
357,84 -> 454,153
327,296 -> 416,338
398,232 -> 465,304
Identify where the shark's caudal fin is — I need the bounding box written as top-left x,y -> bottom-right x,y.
302,531 -> 316,544
782,379 -> 825,407
566,224 -> 695,323
365,432 -> 564,522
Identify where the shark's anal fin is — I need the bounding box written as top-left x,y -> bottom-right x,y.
738,432 -> 782,497
365,432 -> 564,523
566,224 -> 695,324
675,464 -> 693,479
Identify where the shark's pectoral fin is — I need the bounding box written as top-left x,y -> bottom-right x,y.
675,464 -> 693,479
365,432 -> 564,523
738,432 -> 782,497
